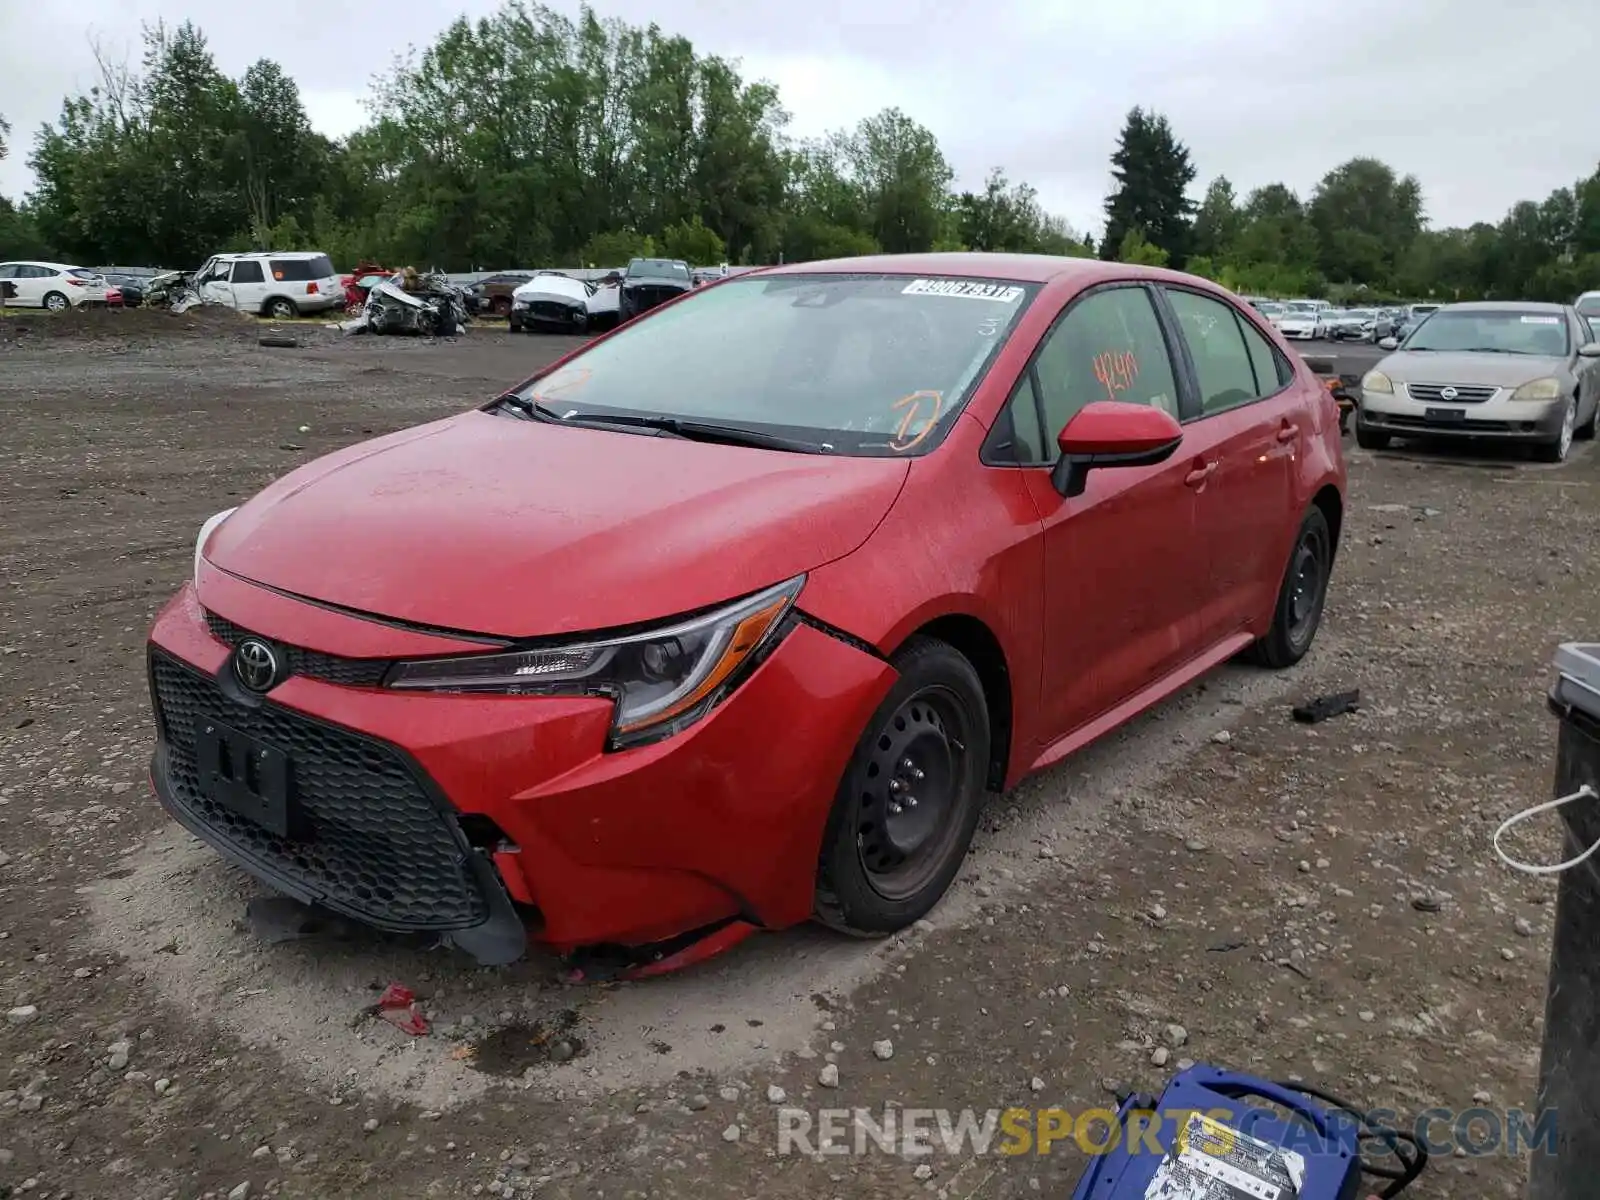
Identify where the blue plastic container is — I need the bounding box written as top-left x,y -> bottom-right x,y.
1069,1065 -> 1364,1200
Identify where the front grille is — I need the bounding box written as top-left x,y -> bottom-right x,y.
1406,382 -> 1499,404
150,652 -> 490,930
1382,414 -> 1519,432
205,610 -> 391,687
626,284 -> 686,312
527,300 -> 581,323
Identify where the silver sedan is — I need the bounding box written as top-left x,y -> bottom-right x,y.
1356,301 -> 1600,463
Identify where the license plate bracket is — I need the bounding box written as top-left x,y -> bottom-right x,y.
194,718 -> 294,838
1424,406 -> 1467,423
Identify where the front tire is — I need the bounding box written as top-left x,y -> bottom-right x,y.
1576,395 -> 1597,441
814,637 -> 990,936
1247,506 -> 1333,670
1355,419 -> 1390,450
1534,398 -> 1577,463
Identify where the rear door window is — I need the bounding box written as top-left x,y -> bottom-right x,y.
270,259 -> 313,281
1164,289 -> 1264,416
232,260 -> 265,284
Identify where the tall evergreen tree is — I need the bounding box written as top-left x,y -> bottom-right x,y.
1100,107 -> 1197,268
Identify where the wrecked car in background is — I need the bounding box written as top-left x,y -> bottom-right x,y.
619,257 -> 692,321
508,272 -> 592,334
467,272 -> 536,318
344,268 -> 470,337
145,269 -> 205,313
508,270 -> 620,334
193,252 -> 345,319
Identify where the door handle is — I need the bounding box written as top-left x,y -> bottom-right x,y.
1277,422 -> 1299,443
1184,461 -> 1216,487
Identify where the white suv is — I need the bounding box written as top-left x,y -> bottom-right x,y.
191,251 -> 343,318
0,261 -> 109,310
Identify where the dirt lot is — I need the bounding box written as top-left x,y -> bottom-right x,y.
0,309 -> 1592,1199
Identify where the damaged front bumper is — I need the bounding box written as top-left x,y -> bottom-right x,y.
145,579 -> 897,972
508,295 -> 589,333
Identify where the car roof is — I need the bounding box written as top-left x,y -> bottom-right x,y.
1435,300 -> 1567,314
752,252 -> 1205,287
2,260 -> 76,270
213,250 -> 328,260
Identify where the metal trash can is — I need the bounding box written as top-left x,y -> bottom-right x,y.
1527,643 -> 1600,1200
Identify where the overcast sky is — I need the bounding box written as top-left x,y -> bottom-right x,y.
1,0 -> 1592,237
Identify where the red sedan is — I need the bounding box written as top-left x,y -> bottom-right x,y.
148,254 -> 1345,978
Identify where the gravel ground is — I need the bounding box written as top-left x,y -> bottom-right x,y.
0,311 -> 1593,1199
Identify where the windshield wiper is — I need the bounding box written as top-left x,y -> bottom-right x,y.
563,411 -> 827,453
492,393 -> 570,421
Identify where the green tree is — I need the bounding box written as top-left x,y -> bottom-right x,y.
1306,157 -> 1424,287
580,229 -> 655,265
839,107 -> 953,254
1117,227 -> 1169,266
1101,107 -> 1196,267
659,215 -> 725,264
1191,176 -> 1240,260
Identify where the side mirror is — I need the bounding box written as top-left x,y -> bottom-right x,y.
1378,337 -> 1399,350
1050,402 -> 1184,499
1578,342 -> 1600,358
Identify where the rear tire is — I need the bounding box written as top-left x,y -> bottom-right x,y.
814,637 -> 990,936
1247,506 -> 1333,670
264,297 -> 298,320
43,291 -> 69,312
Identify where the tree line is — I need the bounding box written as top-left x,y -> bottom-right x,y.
0,1 -> 1595,303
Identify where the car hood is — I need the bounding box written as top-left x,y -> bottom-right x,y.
204,411 -> 910,639
1376,351 -> 1570,386
513,277 -> 588,305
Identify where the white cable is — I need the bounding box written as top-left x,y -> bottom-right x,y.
1493,785 -> 1600,876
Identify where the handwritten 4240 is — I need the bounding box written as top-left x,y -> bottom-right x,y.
1093,351 -> 1139,401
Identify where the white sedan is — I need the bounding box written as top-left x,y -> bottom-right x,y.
1278,311 -> 1321,340
0,261 -> 109,310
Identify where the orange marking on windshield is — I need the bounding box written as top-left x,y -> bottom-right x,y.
890,390 -> 944,452
1093,351 -> 1140,401
533,366 -> 591,403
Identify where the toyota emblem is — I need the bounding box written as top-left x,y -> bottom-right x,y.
1439,386 -> 1458,400
234,638 -> 282,693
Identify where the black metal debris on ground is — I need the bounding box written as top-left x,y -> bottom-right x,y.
1292,689 -> 1361,724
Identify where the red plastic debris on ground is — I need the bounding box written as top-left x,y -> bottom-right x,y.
375,982 -> 429,1036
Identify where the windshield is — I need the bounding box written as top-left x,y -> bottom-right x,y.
1402,310 -> 1571,356
1578,295 -> 1600,318
1345,310 -> 1375,320
1285,303 -> 1316,314
513,272 -> 1038,456
629,259 -> 690,282
1258,303 -> 1285,315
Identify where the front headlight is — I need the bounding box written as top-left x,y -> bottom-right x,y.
1361,370 -> 1393,394
1510,377 -> 1562,402
386,575 -> 806,746
193,508 -> 237,588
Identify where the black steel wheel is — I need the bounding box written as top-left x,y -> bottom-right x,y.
1247,506 -> 1333,669
814,636 -> 990,935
